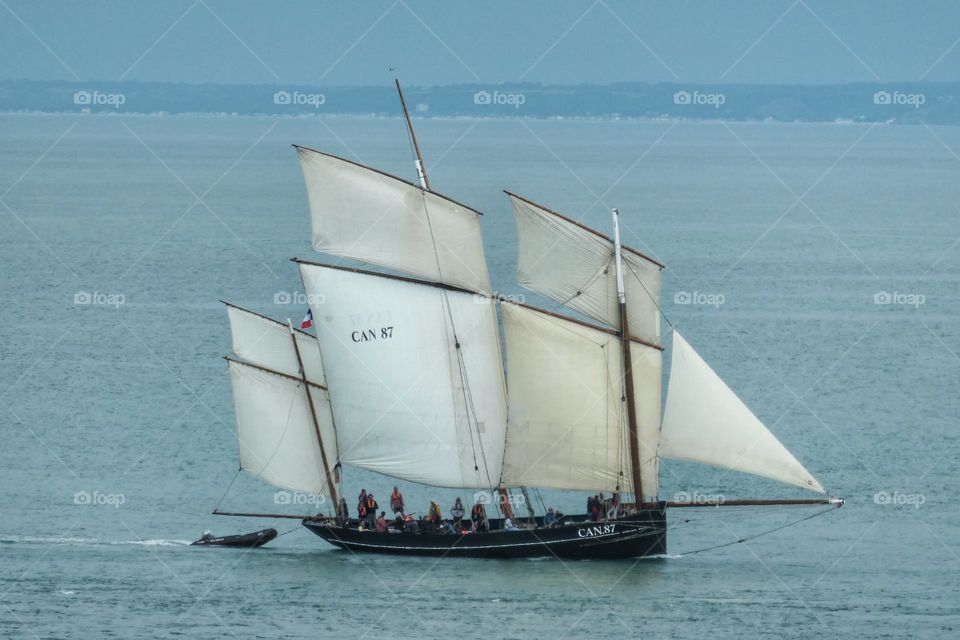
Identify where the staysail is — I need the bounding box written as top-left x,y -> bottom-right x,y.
499,302 -> 661,495
296,145 -> 491,294
297,260 -> 508,489
659,331 -> 825,493
507,191 -> 662,346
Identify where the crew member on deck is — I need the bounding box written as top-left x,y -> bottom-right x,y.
357,496 -> 368,528
390,486 -> 405,515
365,494 -> 379,529
504,518 -> 519,532
451,497 -> 465,527
608,493 -> 621,519
471,502 -> 489,532
376,511 -> 388,533
427,501 -> 442,532
589,495 -> 602,521
545,507 -> 558,527
358,489 -> 368,520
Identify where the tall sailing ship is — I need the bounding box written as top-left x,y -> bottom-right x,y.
215,82 -> 842,559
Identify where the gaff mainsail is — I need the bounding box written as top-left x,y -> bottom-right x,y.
499,302 -> 662,495
224,304 -> 339,500
297,261 -> 508,490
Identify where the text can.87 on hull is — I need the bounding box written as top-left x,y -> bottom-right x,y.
302,505 -> 667,560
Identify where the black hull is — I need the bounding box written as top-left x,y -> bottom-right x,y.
302,506 -> 667,559
191,528 -> 278,548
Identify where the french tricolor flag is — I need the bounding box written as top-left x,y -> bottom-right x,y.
301,309 -> 313,330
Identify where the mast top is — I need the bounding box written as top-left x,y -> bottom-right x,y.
395,78 -> 430,191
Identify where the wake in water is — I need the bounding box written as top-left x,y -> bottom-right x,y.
0,534 -> 191,547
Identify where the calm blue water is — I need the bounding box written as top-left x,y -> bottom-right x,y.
1,114 -> 958,638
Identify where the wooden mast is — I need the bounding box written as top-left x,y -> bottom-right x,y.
286,320 -> 339,512
395,78 -> 430,191
612,208 -> 645,505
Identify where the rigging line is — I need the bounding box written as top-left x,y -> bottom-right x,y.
411,168 -> 495,497
553,254 -> 613,309
394,73 -> 493,499
533,488 -> 548,515
625,259 -> 674,329
674,504 -> 841,556
213,468 -> 242,514
418,188 -> 493,496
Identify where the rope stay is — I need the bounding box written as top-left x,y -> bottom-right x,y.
673,504 -> 841,556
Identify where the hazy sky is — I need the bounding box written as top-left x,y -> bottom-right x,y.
2,0 -> 958,85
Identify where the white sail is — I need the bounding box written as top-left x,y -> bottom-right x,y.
298,261 -> 507,489
508,192 -> 662,345
227,359 -> 338,497
297,145 -> 492,295
500,303 -> 661,496
225,303 -> 324,385
660,331 -> 825,493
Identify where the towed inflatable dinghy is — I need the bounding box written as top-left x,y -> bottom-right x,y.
191,528 -> 278,548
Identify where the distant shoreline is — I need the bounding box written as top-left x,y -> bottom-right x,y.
0,109 -> 929,126
2,80 -> 958,124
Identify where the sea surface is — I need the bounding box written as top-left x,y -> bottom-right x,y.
1,113 -> 958,639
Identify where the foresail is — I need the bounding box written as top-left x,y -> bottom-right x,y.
296,145 -> 491,295
659,332 -> 826,493
225,303 -> 324,385
227,359 -> 338,497
507,191 -> 662,346
298,261 -> 507,489
500,303 -> 661,496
